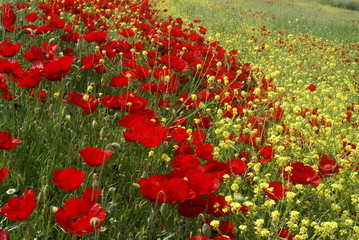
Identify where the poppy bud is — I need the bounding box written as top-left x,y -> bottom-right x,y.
109,142 -> 121,151
61,106 -> 67,116
90,217 -> 100,228
48,104 -> 53,113
92,120 -> 98,129
43,184 -> 50,198
92,173 -> 99,181
160,203 -> 168,215
100,127 -> 107,140
234,194 -> 246,204
51,206 -> 58,213
132,183 -> 140,188
93,180 -> 100,188
202,223 -> 211,238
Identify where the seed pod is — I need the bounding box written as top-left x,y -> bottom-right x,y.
202,223 -> 212,238
109,142 -> 121,151
92,120 -> 99,129
90,217 -> 100,227
51,206 -> 58,213
160,203 -> 168,215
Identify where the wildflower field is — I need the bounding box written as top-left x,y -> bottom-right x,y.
0,0 -> 358,239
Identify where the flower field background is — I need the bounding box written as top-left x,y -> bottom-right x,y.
0,0 -> 357,239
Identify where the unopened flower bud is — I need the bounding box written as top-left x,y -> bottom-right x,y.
90,217 -> 100,227
202,223 -> 212,238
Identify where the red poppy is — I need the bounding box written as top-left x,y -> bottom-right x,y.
263,181 -> 289,201
118,109 -> 158,128
0,229 -> 9,240
195,144 -> 214,161
83,30 -> 108,44
82,187 -> 103,202
184,166 -> 220,194
278,228 -> 296,240
138,174 -> 196,204
192,128 -> 206,146
23,43 -> 58,63
63,92 -> 99,114
110,74 -> 130,87
0,58 -> 22,76
2,9 -> 17,32
16,68 -> 42,88
52,168 -> 86,192
55,198 -> 106,236
41,56 -> 75,81
318,154 -> 340,177
218,221 -> 236,239
172,154 -> 200,171
189,237 -> 231,240
227,158 -> 248,175
206,194 -> 231,217
79,146 -> 113,167
0,168 -> 9,183
0,132 -> 22,150
81,53 -> 106,74
279,162 -> 321,187
29,89 -> 48,102
25,12 -> 38,22
100,92 -> 148,112
171,127 -> 190,143
307,84 -> 316,92
123,118 -> 168,148
0,189 -> 37,221
178,195 -> 206,218
0,38 -> 22,57
258,145 -> 274,163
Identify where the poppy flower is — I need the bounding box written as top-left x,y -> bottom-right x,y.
138,174 -> 196,204
172,153 -> 201,170
55,198 -> 106,236
307,84 -> 316,92
0,38 -> 22,57
0,168 -> 9,183
41,56 -> 75,81
195,144 -> 214,161
192,129 -> 206,146
171,127 -> 189,143
110,74 -> 130,87
0,58 -> 22,76
2,9 -> 17,32
0,189 -> 37,221
83,30 -> 108,44
189,237 -> 231,240
0,132 -> 22,150
318,154 -> 340,177
16,68 -> 42,88
79,146 -> 113,167
279,162 -> 321,187
82,187 -> 103,202
184,166 -> 220,195
0,229 -> 9,240
263,181 -> 289,201
100,92 -> 148,112
178,195 -> 206,218
227,158 -> 248,175
63,92 -> 99,114
258,145 -> 274,163
25,12 -> 38,22
123,117 -> 168,148
206,194 -> 231,217
52,168 -> 86,192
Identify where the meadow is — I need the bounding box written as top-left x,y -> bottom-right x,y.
0,0 -> 358,239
